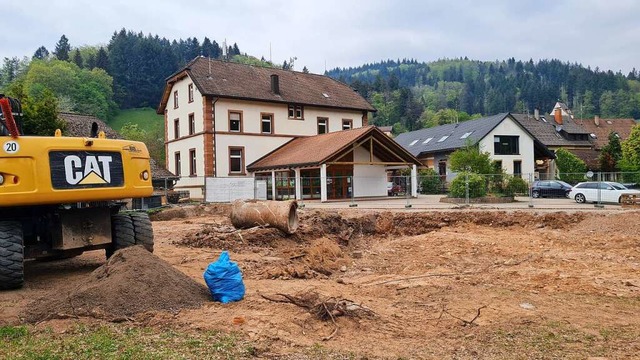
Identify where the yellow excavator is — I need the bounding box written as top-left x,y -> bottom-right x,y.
0,95 -> 154,290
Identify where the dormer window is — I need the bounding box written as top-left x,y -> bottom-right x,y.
288,104 -> 304,119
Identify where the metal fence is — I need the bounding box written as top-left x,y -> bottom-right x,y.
157,171 -> 640,209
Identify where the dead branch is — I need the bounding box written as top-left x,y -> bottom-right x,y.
443,305 -> 487,326
365,272 -> 475,286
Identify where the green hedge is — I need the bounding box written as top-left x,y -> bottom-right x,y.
449,172 -> 486,198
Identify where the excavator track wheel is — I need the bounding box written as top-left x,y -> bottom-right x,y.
0,221 -> 24,290
130,212 -> 154,253
107,213 -> 135,258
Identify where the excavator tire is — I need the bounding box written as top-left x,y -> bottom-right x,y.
130,212 -> 154,253
107,213 -> 135,258
0,221 -> 24,290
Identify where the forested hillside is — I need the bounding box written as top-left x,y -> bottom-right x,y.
327,58 -> 640,133
1,28 -> 638,139
0,29 -> 274,128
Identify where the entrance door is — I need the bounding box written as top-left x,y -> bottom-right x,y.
326,166 -> 353,199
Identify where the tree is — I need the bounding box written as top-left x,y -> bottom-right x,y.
95,47 -> 109,70
53,35 -> 71,61
599,131 -> 622,171
555,148 -> 587,183
449,143 -> 494,174
0,57 -> 28,90
619,124 -> 640,178
22,59 -> 117,120
302,66 -> 309,74
20,88 -> 67,136
72,49 -> 83,68
33,46 -> 49,60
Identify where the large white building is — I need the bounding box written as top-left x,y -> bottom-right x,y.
157,57 -> 383,199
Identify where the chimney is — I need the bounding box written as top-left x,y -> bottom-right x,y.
554,108 -> 562,125
270,74 -> 280,95
594,115 -> 600,126
534,108 -> 539,120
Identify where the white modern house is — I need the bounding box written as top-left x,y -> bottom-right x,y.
157,57 -> 421,201
395,113 -> 554,181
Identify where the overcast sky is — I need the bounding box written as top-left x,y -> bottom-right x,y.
2,0 -> 638,75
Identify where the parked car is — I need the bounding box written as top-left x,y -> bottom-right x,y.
530,180 -> 573,198
568,181 -> 640,204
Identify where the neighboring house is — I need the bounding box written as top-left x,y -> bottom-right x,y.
377,126 -> 393,137
511,108 -> 593,175
58,112 -> 178,189
156,57 -> 376,199
395,113 -> 553,182
247,126 -> 422,201
550,101 -> 574,118
576,116 -> 637,150
574,116 -> 637,172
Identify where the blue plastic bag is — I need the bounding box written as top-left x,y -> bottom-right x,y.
203,251 -> 245,303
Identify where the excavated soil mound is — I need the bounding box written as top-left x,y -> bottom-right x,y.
150,203 -> 231,221
25,246 -> 210,323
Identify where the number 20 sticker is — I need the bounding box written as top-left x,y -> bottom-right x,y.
4,141 -> 19,154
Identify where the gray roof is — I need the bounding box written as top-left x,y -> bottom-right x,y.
395,113 -> 509,156
510,113 -> 592,147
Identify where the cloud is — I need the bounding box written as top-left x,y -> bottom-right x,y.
0,0 -> 638,75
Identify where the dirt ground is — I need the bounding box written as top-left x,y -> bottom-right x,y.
2,204 -> 640,359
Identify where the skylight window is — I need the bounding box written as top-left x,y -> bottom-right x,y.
322,93 -> 329,98
540,116 -> 547,122
409,140 -> 419,146
422,137 -> 433,144
460,131 -> 473,139
437,135 -> 449,143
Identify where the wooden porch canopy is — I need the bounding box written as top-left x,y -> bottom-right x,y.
247,125 -> 421,172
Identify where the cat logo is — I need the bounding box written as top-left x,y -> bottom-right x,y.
50,151 -> 124,189
64,155 -> 113,185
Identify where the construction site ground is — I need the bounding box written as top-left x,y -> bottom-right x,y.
2,204 -> 640,359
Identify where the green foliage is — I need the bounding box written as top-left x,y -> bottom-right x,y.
619,125 -> 640,183
21,59 -> 116,120
599,131 -> 623,171
449,172 -> 486,198
111,108 -> 165,162
555,148 -> 587,184
53,35 -> 71,61
10,84 -> 67,136
110,107 -> 164,133
449,144 -> 494,174
419,168 -> 443,194
119,121 -> 165,164
505,176 -> 529,196
0,326 -> 28,340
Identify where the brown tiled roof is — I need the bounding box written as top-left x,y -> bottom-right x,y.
59,112 -> 121,139
158,57 -> 375,113
575,118 -> 637,149
511,113 -> 592,147
247,126 -> 420,172
568,148 -> 601,171
58,113 -> 177,179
